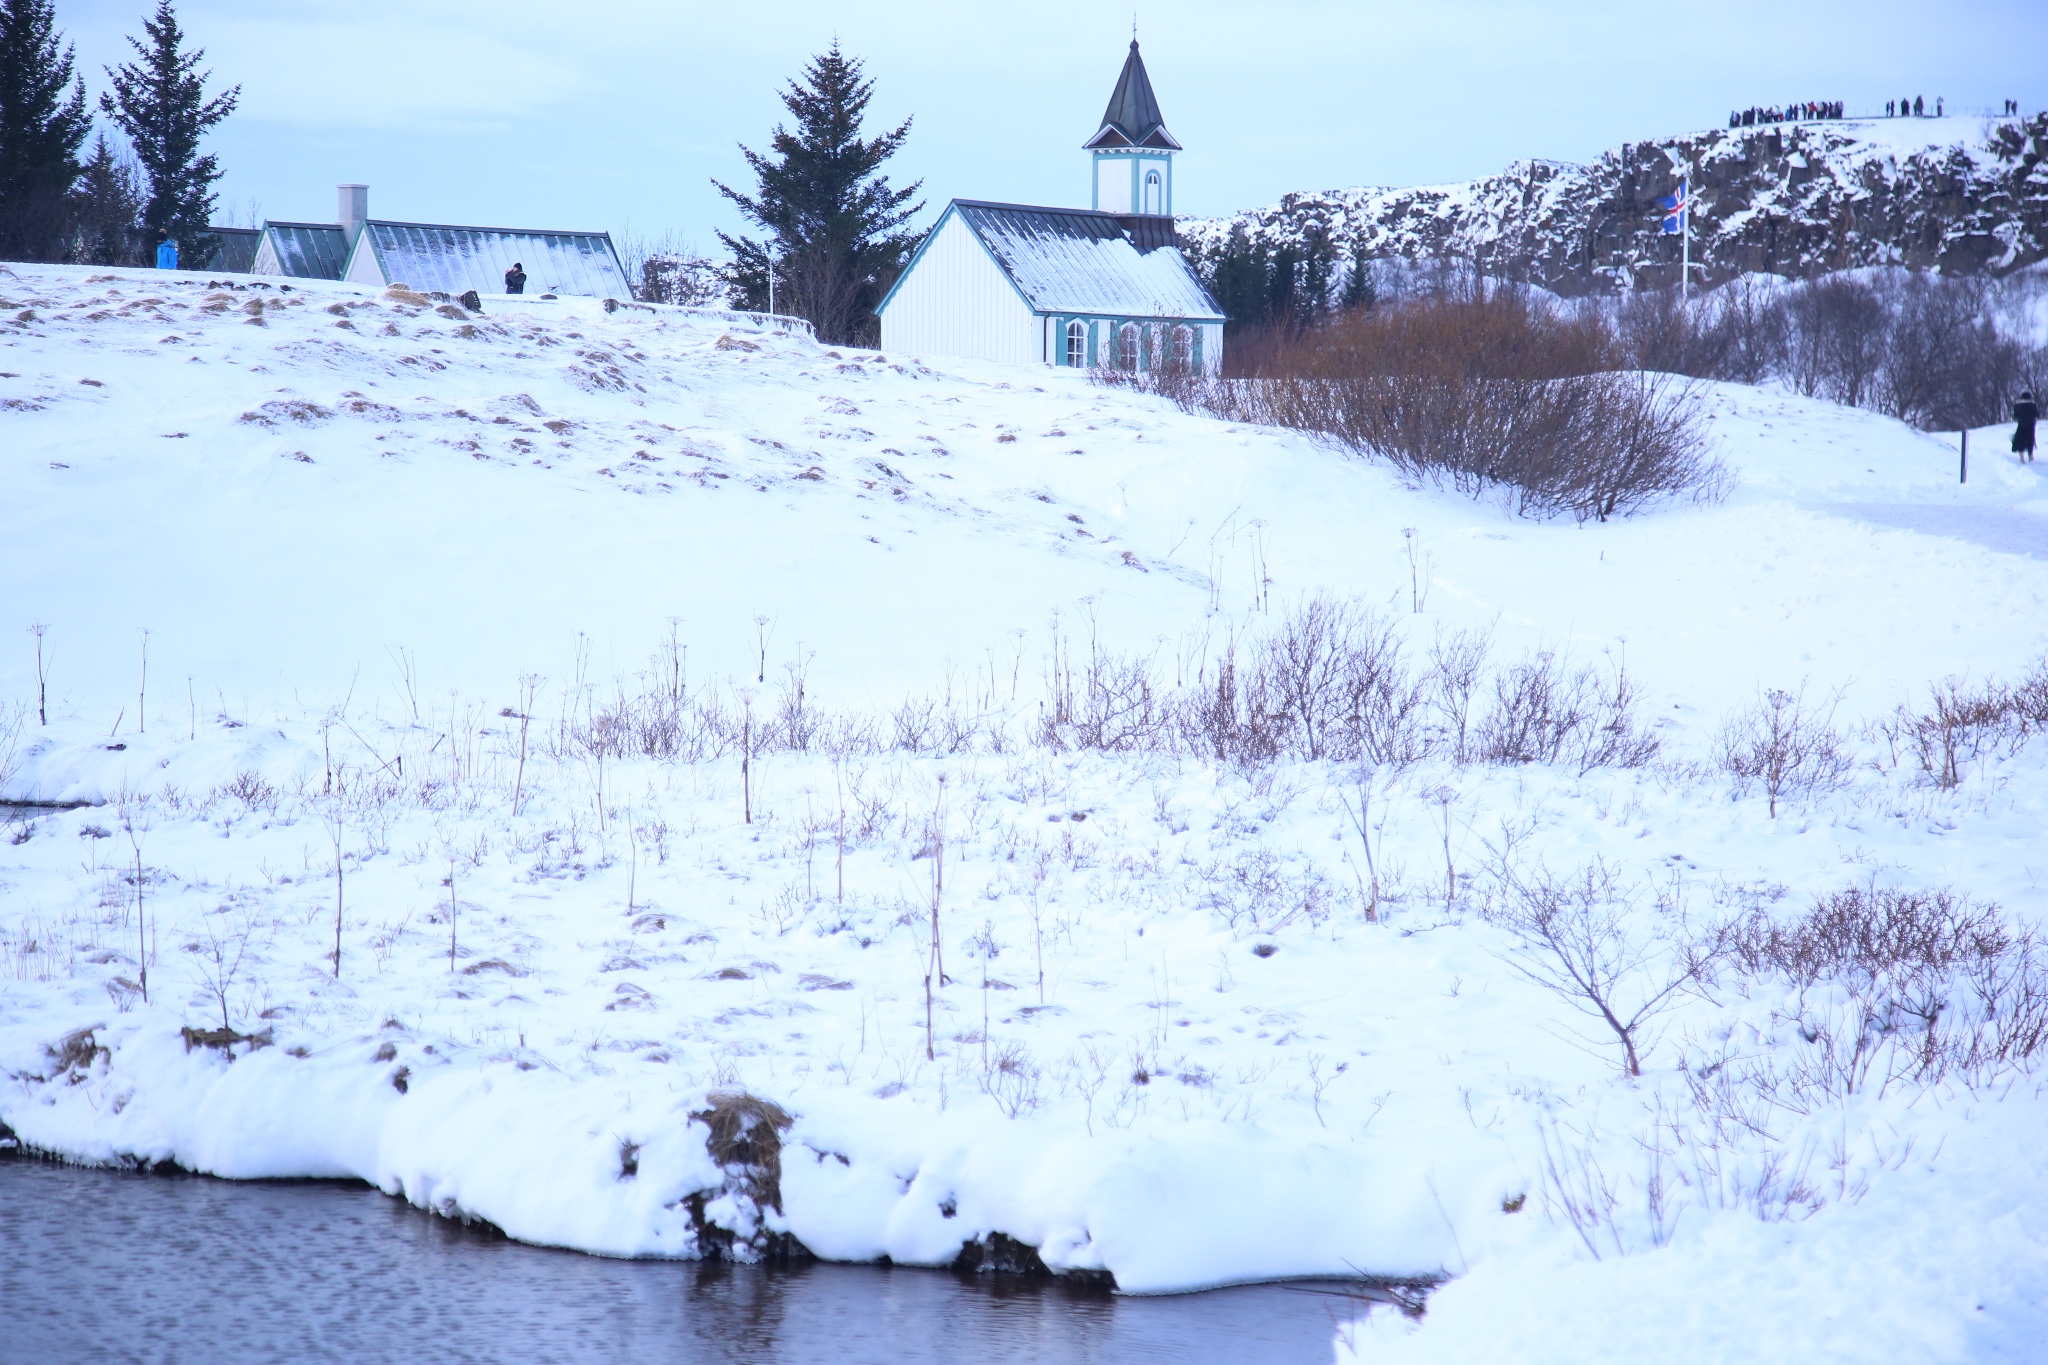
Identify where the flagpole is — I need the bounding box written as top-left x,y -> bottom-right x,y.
1681,179 -> 1690,301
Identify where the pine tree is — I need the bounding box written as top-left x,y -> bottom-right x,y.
71,132 -> 144,265
714,43 -> 922,347
0,0 -> 91,262
1339,242 -> 1378,313
1205,225 -> 1272,335
99,0 -> 236,268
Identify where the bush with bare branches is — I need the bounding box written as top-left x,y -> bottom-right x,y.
1722,884 -> 2048,1103
1124,286 -> 1726,522
1474,651 -> 1659,774
1717,684 -> 1852,816
1878,661 -> 2048,789
1484,858 -> 1728,1077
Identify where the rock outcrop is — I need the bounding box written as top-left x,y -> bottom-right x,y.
1183,115 -> 2048,297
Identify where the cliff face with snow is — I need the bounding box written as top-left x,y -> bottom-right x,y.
1182,114 -> 2048,297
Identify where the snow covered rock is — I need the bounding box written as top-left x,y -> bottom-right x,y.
1184,114 -> 2048,296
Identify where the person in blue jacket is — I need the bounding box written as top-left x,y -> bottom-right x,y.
155,234 -> 178,270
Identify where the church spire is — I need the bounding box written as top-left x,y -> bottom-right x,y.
1084,40 -> 1182,151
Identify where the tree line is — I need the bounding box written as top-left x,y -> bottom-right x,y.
1,14 -> 924,347
0,0 -> 237,267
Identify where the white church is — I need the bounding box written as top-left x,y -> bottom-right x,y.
876,41 -> 1226,374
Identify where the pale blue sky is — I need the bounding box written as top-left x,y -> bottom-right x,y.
55,0 -> 2048,246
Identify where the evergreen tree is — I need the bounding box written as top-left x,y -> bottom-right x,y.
1206,225 -> 1272,335
71,132 -> 144,265
1338,242 -> 1378,313
100,0 -> 236,267
714,43 -> 922,346
0,0 -> 90,262
1292,221 -> 1336,329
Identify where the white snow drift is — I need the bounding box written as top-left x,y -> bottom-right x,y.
3,261 -> 2048,1358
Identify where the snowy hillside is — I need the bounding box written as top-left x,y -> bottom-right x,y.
5,262 -> 2048,1358
1184,114 -> 2048,296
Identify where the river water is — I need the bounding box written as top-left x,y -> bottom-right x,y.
0,1160 -> 1378,1365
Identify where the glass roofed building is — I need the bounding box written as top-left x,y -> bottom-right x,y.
246,185 -> 629,298
877,40 -> 1224,373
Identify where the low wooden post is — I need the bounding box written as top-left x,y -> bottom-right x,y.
1960,429 -> 1968,484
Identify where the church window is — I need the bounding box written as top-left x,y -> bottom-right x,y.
1170,324 -> 1194,371
1066,319 -> 1088,367
1117,323 -> 1140,372
1144,169 -> 1163,214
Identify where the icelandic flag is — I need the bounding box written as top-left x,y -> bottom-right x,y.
1658,180 -> 1689,235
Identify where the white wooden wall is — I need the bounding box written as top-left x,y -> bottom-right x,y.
878,214 -> 1040,365
343,239 -> 386,287
1095,157 -> 1132,213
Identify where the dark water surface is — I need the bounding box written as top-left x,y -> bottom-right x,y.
0,1160 -> 1368,1365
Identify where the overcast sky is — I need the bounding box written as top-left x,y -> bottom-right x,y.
56,0 -> 2048,248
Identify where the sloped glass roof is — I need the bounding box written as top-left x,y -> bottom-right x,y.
262,223 -> 350,280
359,223 -> 629,298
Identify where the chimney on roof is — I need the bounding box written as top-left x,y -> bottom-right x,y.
338,184 -> 368,237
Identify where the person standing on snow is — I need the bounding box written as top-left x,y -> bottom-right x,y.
504,262 -> 527,294
2014,391 -> 2038,464
155,233 -> 177,270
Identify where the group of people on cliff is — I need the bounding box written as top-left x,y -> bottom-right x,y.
1730,95 -> 2019,127
1730,100 -> 1842,128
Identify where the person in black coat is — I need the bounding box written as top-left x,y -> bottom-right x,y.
504,262 -> 527,295
2014,391 -> 2038,463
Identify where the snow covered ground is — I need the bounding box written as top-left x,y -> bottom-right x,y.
4,261 -> 2047,1357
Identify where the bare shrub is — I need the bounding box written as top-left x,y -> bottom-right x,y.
0,701 -> 26,795
1193,849 -> 1336,935
1230,597 -> 1421,764
983,1041 -> 1044,1118
1038,630 -> 1169,755
1914,677 -> 2026,787
1785,276 -> 1889,407
1427,627 -> 1491,764
1486,858 -> 1726,1077
1716,684 -> 1852,816
1174,635 -> 1284,766
615,231 -> 726,307
1616,287 -> 1729,378
220,770 -> 279,815
1130,287 -> 1725,522
1879,274 -> 2032,430
1252,595 -> 1357,760
1474,651 -> 1659,774
1703,276 -> 1788,385
1727,884 -> 2048,1101
185,905 -> 263,1031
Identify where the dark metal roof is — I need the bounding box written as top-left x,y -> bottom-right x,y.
205,226 -> 260,273
261,222 -> 351,280
1116,214 -> 1180,252
943,200 -> 1222,319
1083,41 -> 1182,151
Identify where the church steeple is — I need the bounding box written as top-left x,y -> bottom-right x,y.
1086,40 -> 1180,216
1085,40 -> 1182,151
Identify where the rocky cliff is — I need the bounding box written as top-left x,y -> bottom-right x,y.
1182,114 -> 2048,298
